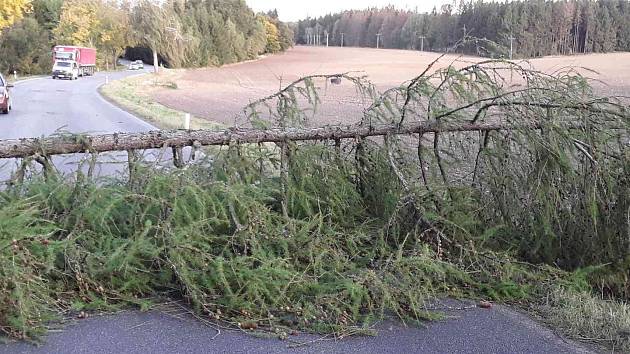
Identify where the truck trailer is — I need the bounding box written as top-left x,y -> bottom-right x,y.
52,46 -> 97,80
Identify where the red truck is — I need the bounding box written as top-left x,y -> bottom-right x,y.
52,46 -> 97,80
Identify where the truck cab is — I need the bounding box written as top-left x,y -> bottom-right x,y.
52,60 -> 79,80
51,46 -> 96,79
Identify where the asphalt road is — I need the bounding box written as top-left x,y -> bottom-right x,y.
0,68 -> 155,181
0,70 -> 597,354
0,301 -> 594,354
0,71 -> 153,140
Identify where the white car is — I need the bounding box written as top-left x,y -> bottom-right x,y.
128,60 -> 144,70
52,61 -> 79,80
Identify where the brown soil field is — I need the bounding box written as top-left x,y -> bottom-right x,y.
152,46 -> 630,126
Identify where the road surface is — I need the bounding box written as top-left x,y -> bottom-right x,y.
0,72 -> 153,140
0,71 -> 597,354
0,69 -> 155,181
0,301 -> 594,354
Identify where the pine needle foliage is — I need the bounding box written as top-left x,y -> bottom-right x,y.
0,57 -> 629,347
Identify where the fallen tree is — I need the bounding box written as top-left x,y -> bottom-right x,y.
1,59 -> 629,350
0,122 -> 549,159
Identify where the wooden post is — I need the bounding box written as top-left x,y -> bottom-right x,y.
184,113 -> 191,130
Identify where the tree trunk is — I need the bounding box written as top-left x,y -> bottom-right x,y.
0,120 -> 587,159
153,49 -> 159,74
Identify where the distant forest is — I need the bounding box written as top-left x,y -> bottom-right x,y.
295,0 -> 630,58
0,0 -> 293,75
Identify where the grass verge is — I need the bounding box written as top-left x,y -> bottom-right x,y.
541,285 -> 630,351
99,69 -> 222,130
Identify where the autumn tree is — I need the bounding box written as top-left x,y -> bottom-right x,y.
53,0 -> 99,46
0,0 -> 32,30
262,16 -> 281,53
95,1 -> 132,70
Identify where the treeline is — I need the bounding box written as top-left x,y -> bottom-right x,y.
0,0 -> 293,75
296,0 -> 630,57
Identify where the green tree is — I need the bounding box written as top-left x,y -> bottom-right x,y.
276,21 -> 294,51
401,14 -> 425,49
0,17 -> 50,74
293,0 -> 630,57
130,0 -> 170,72
31,0 -> 62,32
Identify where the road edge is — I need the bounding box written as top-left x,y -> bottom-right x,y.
97,71 -> 222,131
10,76 -> 46,85
95,72 -> 158,131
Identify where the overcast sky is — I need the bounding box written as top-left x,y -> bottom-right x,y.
245,0 -> 457,22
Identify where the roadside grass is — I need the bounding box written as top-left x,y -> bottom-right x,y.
541,286 -> 630,351
99,69 -> 222,130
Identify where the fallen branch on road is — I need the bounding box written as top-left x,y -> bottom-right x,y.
0,121 -> 573,159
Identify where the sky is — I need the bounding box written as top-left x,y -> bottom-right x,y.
245,0 -> 456,22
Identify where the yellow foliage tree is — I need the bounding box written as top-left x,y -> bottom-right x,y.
261,16 -> 281,53
53,0 -> 99,46
0,0 -> 32,30
96,1 -> 132,69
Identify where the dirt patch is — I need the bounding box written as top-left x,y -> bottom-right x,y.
152,46 -> 630,126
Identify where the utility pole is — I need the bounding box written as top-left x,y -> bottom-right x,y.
326,32 -> 329,47
508,34 -> 515,60
419,35 -> 426,52
376,33 -> 382,49
340,33 -> 344,47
